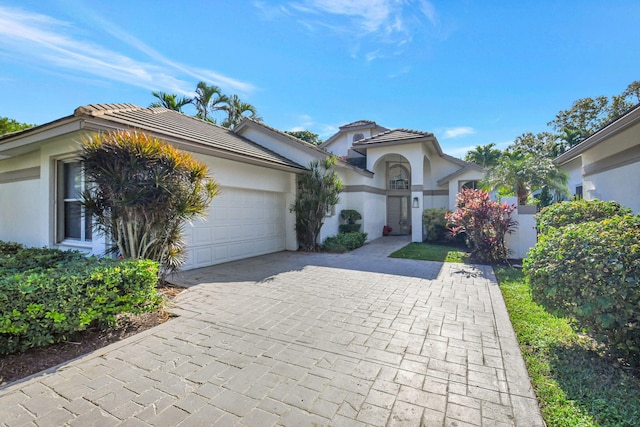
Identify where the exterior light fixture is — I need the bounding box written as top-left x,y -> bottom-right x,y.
413,197 -> 419,208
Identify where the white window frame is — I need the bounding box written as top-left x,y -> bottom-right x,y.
55,159 -> 92,246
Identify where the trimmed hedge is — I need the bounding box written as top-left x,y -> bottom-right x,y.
422,208 -> 448,243
536,199 -> 632,233
0,243 -> 161,354
524,215 -> 640,362
323,232 -> 368,253
339,209 -> 362,234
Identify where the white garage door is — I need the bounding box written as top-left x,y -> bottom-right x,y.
182,187 -> 287,270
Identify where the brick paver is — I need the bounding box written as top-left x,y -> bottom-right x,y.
0,236 -> 543,426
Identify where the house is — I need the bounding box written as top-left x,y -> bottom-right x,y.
555,103 -> 640,213
0,104 -> 483,270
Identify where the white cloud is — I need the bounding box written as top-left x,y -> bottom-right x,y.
0,6 -> 254,96
443,127 -> 476,139
258,0 -> 439,62
288,114 -> 338,139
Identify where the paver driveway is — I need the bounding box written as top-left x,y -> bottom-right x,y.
0,237 -> 543,426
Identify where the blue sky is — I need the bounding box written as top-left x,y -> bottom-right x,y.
1,1 -> 639,157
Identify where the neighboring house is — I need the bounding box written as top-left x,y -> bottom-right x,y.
0,105 -> 483,269
555,103 -> 640,213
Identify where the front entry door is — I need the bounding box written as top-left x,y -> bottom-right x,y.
387,196 -> 411,235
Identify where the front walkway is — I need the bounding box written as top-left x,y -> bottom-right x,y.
0,237 -> 543,426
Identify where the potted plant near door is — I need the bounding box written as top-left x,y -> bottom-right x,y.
383,225 -> 392,236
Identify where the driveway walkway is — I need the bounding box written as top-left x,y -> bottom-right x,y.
0,237 -> 543,426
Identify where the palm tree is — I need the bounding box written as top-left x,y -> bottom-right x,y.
193,81 -> 229,122
464,143 -> 502,168
482,151 -> 568,205
559,127 -> 587,151
221,95 -> 261,128
149,92 -> 192,112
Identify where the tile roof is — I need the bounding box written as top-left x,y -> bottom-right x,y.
352,128 -> 434,146
340,120 -> 376,129
74,104 -> 305,170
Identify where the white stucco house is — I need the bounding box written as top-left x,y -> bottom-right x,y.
0,104 -> 483,270
555,103 -> 640,213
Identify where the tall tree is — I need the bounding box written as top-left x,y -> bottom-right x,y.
482,151 -> 568,205
80,130 -> 219,277
222,95 -> 261,128
285,130 -> 323,145
548,96 -> 610,135
464,143 -> 502,167
0,116 -> 35,135
193,81 -> 228,122
558,127 -> 588,151
149,92 -> 192,112
509,132 -> 564,159
291,156 -> 342,251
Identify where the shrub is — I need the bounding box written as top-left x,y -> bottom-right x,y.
0,244 -> 88,275
446,189 -> 517,263
339,209 -> 362,234
0,254 -> 161,355
322,232 -> 367,253
524,215 -> 640,362
536,199 -> 632,234
422,208 -> 449,242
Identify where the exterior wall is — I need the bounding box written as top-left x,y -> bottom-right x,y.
324,129 -> 375,157
0,179 -> 41,247
583,162 -> 640,213
446,170 -> 486,210
560,157 -> 583,198
502,197 -> 537,259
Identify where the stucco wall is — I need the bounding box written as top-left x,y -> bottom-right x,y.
0,179 -> 42,247
583,162 -> 640,213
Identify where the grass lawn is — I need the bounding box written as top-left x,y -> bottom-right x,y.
495,267 -> 640,427
389,242 -> 471,263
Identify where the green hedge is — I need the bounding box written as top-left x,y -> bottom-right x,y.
422,208 -> 448,243
536,199 -> 632,233
0,244 -> 161,354
323,232 -> 368,253
524,215 -> 640,362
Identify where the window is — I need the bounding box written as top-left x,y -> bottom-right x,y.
388,165 -> 409,190
353,133 -> 364,142
461,180 -> 479,190
57,160 -> 92,243
574,185 -> 583,200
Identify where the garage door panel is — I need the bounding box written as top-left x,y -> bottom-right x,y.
182,187 -> 287,270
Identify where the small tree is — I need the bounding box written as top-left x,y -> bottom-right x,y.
291,156 -> 343,251
339,209 -> 362,233
482,151 -> 568,205
81,130 -> 219,277
446,189 -> 517,263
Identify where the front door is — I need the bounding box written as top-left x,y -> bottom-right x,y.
387,196 -> 411,235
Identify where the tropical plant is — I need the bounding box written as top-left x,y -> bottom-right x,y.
422,208 -> 449,243
0,116 -> 35,135
464,143 -> 502,167
80,130 -> 219,277
445,189 -> 517,263
285,130 -> 323,145
482,151 -> 568,205
558,127 -> 588,151
290,156 -> 343,251
222,94 -> 261,128
149,92 -> 192,112
339,209 -> 361,233
193,81 -> 229,122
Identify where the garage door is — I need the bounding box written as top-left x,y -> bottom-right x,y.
182,187 -> 287,270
